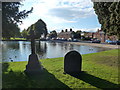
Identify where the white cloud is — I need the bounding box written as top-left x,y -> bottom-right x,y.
19,0 -> 97,31
48,27 -> 101,33
32,0 -> 94,22
80,27 -> 101,32
70,27 -> 101,32
19,19 -> 32,31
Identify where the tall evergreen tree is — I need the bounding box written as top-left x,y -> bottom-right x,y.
93,2 -> 120,40
109,2 -> 120,39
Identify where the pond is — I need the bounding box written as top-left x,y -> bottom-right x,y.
2,41 -> 111,62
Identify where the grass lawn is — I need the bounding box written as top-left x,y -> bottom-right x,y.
2,49 -> 120,89
2,38 -> 26,40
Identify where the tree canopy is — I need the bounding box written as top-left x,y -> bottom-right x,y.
27,19 -> 48,39
75,30 -> 81,39
2,2 -> 33,39
71,30 -> 81,39
49,30 -> 57,39
93,2 -> 120,40
21,29 -> 27,38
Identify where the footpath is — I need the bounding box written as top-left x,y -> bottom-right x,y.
63,42 -> 119,49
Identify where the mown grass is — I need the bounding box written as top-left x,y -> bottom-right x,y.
2,38 -> 26,40
2,49 -> 120,89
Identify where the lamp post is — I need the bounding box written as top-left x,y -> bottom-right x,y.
99,31 -> 105,42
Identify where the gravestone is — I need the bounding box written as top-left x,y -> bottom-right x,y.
24,30 -> 43,75
64,50 -> 82,74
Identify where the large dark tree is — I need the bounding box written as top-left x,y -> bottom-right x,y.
2,2 -> 33,39
34,19 -> 48,38
93,2 -> 120,40
21,29 -> 28,38
27,19 -> 48,39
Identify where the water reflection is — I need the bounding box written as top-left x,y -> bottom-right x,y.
36,41 -> 47,59
2,41 -> 111,62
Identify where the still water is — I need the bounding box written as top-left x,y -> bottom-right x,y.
2,41 -> 111,62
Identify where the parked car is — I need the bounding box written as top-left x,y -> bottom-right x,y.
116,40 -> 120,45
51,38 -> 56,40
105,40 -> 113,43
105,40 -> 117,44
92,39 -> 101,43
73,39 -> 78,42
61,38 -> 67,41
68,38 -> 72,41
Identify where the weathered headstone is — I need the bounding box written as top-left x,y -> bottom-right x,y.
64,50 -> 82,74
24,30 -> 43,75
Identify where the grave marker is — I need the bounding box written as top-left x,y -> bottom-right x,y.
64,50 -> 82,74
24,30 -> 43,75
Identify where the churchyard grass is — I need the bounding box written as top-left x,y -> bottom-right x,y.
10,38 -> 26,40
2,49 -> 119,88
2,38 -> 26,40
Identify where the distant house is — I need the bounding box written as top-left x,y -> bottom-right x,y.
57,31 -> 72,39
93,29 -> 105,42
93,29 -> 118,42
107,35 -> 118,41
57,29 -> 73,39
84,32 -> 94,38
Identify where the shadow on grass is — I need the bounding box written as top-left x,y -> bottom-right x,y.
2,63 -> 70,89
2,63 -> 9,72
68,71 -> 119,89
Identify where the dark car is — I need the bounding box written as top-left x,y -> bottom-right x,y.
92,40 -> 101,43
116,41 -> 120,45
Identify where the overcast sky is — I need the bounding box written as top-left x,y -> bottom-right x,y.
19,0 -> 101,32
